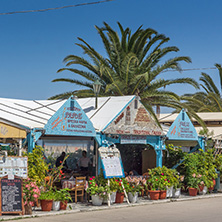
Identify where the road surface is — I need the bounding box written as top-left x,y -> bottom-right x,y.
6,197 -> 222,222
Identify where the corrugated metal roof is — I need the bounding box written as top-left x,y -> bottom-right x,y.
0,96 -> 135,132
0,97 -> 65,129
195,126 -> 222,140
159,112 -> 222,122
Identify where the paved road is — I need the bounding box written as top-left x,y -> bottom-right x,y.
6,197 -> 222,222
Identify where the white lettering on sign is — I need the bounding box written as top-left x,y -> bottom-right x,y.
121,135 -> 147,144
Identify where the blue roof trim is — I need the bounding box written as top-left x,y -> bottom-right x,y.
44,97 -> 96,137
101,96 -> 136,132
167,109 -> 198,141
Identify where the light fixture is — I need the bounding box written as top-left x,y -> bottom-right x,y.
93,79 -> 102,109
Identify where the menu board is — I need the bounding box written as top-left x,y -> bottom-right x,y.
99,146 -> 124,178
0,157 -> 28,179
0,177 -> 24,215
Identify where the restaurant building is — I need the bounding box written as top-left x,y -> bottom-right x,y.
0,96 -> 169,173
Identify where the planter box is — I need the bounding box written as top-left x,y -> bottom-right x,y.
115,192 -> 124,203
128,192 -> 138,203
92,195 -> 103,206
149,190 -> 160,200
103,192 -> 116,204
52,201 -> 60,211
40,200 -> 53,211
172,188 -> 181,198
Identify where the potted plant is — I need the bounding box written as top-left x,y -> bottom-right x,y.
87,177 -> 110,206
147,166 -> 171,200
198,149 -> 217,192
51,189 -> 61,211
140,177 -> 148,197
103,178 -> 119,204
57,188 -> 72,210
23,178 -> 41,215
186,173 -> 203,196
166,168 -> 179,198
147,175 -> 160,200
114,178 -> 129,203
39,189 -> 55,211
125,177 -> 141,203
172,175 -> 184,198
158,176 -> 170,199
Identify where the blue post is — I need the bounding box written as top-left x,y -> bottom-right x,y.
97,133 -> 106,176
155,137 -> 164,167
27,131 -> 34,153
155,147 -> 163,167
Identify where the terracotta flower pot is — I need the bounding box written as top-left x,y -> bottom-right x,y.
24,204 -> 32,215
159,190 -> 167,199
188,188 -> 198,196
149,190 -> 160,200
60,200 -> 68,210
40,199 -> 53,211
115,192 -> 124,203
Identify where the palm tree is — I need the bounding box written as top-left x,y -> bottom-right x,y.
181,64 -> 222,112
51,22 -> 199,123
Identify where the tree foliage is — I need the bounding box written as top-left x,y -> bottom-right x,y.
181,64 -> 222,112
51,22 -> 199,123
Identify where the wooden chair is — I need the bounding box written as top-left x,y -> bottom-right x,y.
70,176 -> 86,203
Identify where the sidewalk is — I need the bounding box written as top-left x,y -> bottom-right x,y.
2,192 -> 222,221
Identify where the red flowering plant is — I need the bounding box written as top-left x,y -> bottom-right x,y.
115,178 -> 130,193
147,166 -> 171,191
43,166 -> 66,191
86,176 -> 111,198
23,178 -> 41,206
42,153 -> 69,191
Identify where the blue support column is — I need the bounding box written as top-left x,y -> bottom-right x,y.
154,137 -> 165,167
27,129 -> 43,153
96,133 -> 106,176
198,136 -> 205,152
155,146 -> 163,167
27,131 -> 35,153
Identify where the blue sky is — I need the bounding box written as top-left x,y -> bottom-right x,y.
1,0 -> 222,106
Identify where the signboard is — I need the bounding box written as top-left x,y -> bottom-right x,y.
0,122 -> 26,139
0,176 -> 24,215
104,99 -> 163,136
0,157 -> 28,179
167,109 -> 198,141
99,146 -> 125,178
45,97 -> 96,137
121,135 -> 147,144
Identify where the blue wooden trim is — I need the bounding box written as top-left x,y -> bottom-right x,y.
95,133 -> 102,146
27,130 -> 34,153
101,96 -> 136,132
198,136 -> 205,151
167,109 -> 198,141
155,148 -> 163,167
167,138 -> 199,141
44,96 -> 96,137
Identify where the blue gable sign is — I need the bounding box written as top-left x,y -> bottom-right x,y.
167,109 -> 198,141
44,97 -> 96,137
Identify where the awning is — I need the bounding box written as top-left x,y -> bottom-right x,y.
0,122 -> 26,139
